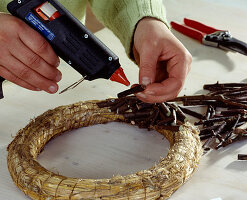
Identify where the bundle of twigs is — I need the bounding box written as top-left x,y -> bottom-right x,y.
7,92 -> 202,199
97,97 -> 187,132
170,82 -> 247,157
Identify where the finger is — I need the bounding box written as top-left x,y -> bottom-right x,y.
9,39 -> 61,82
136,55 -> 188,102
132,45 -> 140,65
165,55 -> 191,81
158,47 -> 192,79
18,24 -> 59,67
136,77 -> 183,103
138,45 -> 160,86
0,65 -> 40,91
1,55 -> 58,94
149,77 -> 183,100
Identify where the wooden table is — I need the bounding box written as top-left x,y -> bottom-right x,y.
0,0 -> 247,199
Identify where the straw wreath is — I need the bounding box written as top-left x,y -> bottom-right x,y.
7,99 -> 202,199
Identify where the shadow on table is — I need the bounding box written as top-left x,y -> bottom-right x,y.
226,160 -> 247,172
171,30 -> 235,72
201,139 -> 247,169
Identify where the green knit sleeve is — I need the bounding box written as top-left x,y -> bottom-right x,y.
0,0 -> 10,13
88,0 -> 168,59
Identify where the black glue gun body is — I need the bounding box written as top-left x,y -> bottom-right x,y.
0,0 -> 129,99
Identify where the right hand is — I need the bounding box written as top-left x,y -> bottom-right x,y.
132,17 -> 192,103
0,13 -> 61,94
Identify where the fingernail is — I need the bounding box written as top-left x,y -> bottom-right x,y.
56,71 -> 62,82
136,92 -> 146,99
49,85 -> 57,93
141,77 -> 151,86
56,60 -> 60,67
145,90 -> 155,95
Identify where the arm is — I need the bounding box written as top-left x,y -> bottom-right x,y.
89,0 -> 192,103
0,0 -> 9,13
88,0 -> 168,58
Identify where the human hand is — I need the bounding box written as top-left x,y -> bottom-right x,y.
132,17 -> 192,103
0,13 -> 61,94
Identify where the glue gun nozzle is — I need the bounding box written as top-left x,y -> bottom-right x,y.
110,67 -> 130,86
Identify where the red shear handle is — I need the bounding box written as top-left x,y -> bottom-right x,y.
184,18 -> 220,34
170,21 -> 204,42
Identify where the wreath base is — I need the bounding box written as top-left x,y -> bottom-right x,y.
7,100 -> 202,200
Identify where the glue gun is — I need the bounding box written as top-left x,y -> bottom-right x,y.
0,0 -> 130,99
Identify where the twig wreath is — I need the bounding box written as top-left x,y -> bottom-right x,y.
7,99 -> 202,199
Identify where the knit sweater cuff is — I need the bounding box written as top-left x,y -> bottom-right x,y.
114,0 -> 168,60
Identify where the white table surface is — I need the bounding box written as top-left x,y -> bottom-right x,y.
1,0 -> 247,199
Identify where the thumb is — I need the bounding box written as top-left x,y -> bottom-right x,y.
138,48 -> 158,86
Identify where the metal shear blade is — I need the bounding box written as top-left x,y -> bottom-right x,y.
171,18 -> 247,56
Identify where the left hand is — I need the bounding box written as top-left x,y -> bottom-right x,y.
132,17 -> 192,103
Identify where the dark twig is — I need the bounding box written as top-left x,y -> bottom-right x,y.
179,106 -> 204,120
238,154 -> 247,160
117,84 -> 146,98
